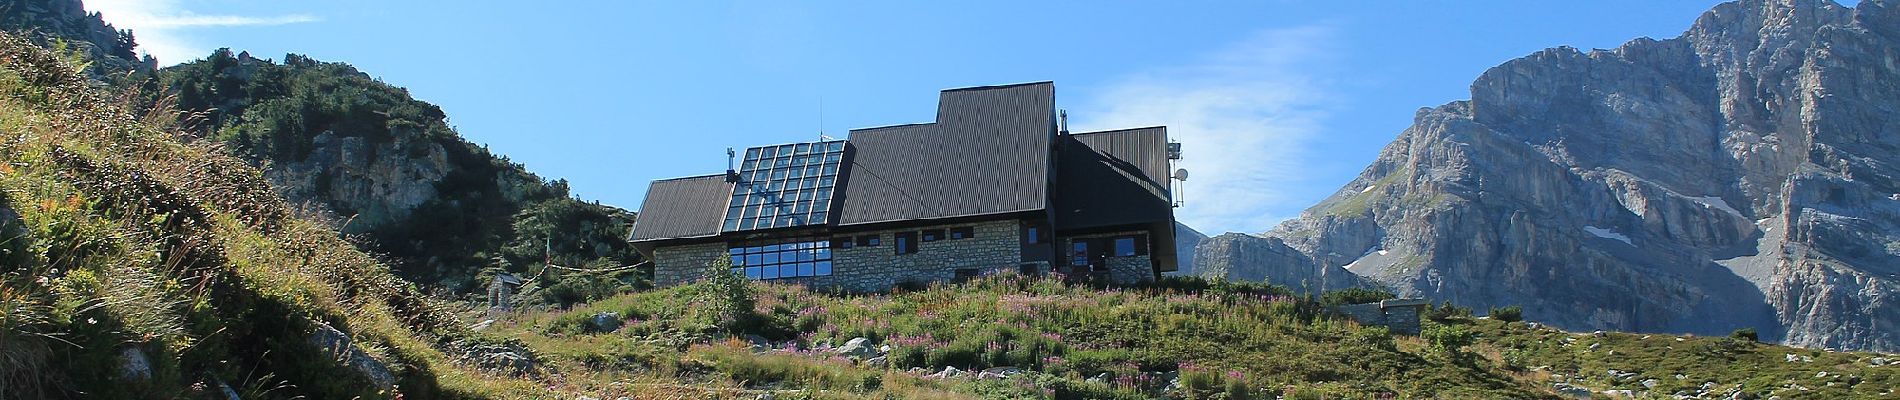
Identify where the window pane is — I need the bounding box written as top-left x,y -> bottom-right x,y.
798,263 -> 815,277
816,261 -> 832,276
1115,238 -> 1137,257
746,267 -> 762,279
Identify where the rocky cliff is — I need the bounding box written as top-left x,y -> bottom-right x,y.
157,50 -> 642,292
0,0 -> 143,72
1200,0 -> 1900,351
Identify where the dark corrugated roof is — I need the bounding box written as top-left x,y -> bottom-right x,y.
836,82 -> 1055,225
628,174 -> 733,242
1053,127 -> 1173,230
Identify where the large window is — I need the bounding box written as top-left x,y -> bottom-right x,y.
728,239 -> 833,280
721,141 -> 847,232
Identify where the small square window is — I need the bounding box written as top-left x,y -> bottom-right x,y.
856,235 -> 881,247
896,232 -> 919,255
921,229 -> 944,242
832,237 -> 853,249
950,226 -> 975,240
1114,237 -> 1138,257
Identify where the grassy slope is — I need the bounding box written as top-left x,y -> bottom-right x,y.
475,270 -> 1898,399
0,32 -> 557,399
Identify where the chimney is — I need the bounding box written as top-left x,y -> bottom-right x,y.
1058,109 -> 1069,135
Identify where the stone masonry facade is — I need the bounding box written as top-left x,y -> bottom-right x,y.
649,220 -> 1028,292
652,242 -> 727,287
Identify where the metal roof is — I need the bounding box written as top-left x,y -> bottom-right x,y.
835,82 -> 1055,225
1053,127 -> 1174,230
628,174 -> 732,242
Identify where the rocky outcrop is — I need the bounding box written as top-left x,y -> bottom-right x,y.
1202,0 -> 1900,351
1192,233 -> 1359,293
0,0 -> 144,71
267,130 -> 450,231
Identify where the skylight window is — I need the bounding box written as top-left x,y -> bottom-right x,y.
721,140 -> 847,232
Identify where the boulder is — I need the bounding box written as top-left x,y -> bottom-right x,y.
863,356 -> 888,368
117,346 -> 151,380
309,322 -> 396,388
834,337 -> 878,358
589,312 -> 622,333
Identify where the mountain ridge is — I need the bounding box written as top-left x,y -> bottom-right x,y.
1197,0 -> 1900,352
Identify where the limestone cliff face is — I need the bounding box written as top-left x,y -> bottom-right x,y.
1202,0 -> 1900,351
267,130 -> 451,231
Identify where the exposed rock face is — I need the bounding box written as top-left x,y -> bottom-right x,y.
1203,0 -> 1900,351
1193,233 -> 1358,293
267,130 -> 450,230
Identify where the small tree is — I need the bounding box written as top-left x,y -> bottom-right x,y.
1487,305 -> 1523,322
693,257 -> 755,332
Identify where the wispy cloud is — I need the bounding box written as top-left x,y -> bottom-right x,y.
87,0 -> 319,65
1074,25 -> 1337,235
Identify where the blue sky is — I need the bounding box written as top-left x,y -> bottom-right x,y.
90,0 -> 1727,235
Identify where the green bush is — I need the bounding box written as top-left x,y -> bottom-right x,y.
1424,301 -> 1472,321
1729,328 -> 1759,343
692,257 -> 755,333
1487,305 -> 1523,322
1423,324 -> 1475,361
1320,287 -> 1396,306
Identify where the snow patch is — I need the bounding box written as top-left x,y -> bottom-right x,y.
1360,186 -> 1375,193
1583,226 -> 1634,246
1377,250 -> 1389,256
1689,196 -> 1743,217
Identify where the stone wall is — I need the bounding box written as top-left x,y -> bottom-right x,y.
649,220 -> 1029,292
1333,299 -> 1429,335
1062,230 -> 1158,285
805,220 -> 1026,292
652,242 -> 726,287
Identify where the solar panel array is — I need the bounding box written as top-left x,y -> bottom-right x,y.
721,140 -> 846,232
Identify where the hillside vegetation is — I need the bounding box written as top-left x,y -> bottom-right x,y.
0,32 -> 556,399
154,50 -> 640,297
471,263 -> 1899,399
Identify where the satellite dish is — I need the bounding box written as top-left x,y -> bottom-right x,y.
1173,169 -> 1189,181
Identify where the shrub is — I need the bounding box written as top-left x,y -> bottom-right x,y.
1320,288 -> 1396,306
1729,328 -> 1759,343
1487,305 -> 1523,322
1424,301 -> 1471,321
1423,324 -> 1475,361
692,258 -> 755,333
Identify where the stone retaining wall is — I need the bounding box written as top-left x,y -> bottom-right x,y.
1333,299 -> 1428,335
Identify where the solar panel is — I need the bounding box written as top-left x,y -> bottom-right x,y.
721,140 -> 847,232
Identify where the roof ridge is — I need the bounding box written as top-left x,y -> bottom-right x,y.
1071,126 -> 1166,136
649,173 -> 728,182
940,81 -> 1054,93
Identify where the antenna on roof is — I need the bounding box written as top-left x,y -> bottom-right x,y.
1058,109 -> 1069,135
818,95 -> 826,141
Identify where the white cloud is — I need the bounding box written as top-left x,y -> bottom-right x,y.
87,0 -> 318,65
1074,25 -> 1337,235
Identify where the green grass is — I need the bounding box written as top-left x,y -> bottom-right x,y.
0,32 -> 554,399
